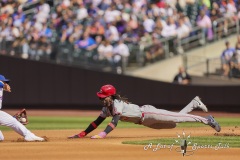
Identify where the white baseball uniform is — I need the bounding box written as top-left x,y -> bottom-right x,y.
0,81 -> 32,141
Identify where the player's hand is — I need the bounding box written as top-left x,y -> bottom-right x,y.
91,132 -> 107,139
3,83 -> 11,92
68,131 -> 86,138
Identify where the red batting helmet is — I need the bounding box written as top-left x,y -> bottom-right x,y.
97,84 -> 116,98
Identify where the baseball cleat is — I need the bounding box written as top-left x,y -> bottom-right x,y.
207,115 -> 221,132
24,133 -> 45,141
193,96 -> 208,112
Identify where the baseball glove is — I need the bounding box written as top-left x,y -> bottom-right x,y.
13,108 -> 29,125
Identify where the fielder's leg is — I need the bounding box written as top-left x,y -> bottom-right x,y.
0,111 -> 44,141
0,110 -> 29,136
0,130 -> 4,141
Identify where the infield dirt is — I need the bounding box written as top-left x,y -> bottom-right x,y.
0,110 -> 239,160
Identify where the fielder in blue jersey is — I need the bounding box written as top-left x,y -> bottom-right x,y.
0,74 -> 45,141
69,84 -> 221,139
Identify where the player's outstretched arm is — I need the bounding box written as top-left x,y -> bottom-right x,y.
68,116 -> 106,138
91,114 -> 120,139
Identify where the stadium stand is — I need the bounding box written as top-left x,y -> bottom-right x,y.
0,0 -> 240,77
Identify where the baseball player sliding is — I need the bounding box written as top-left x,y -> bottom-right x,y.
0,74 -> 45,141
69,84 -> 221,139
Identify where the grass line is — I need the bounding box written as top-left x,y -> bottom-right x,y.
0,116 -> 239,131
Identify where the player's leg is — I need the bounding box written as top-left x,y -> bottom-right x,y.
0,110 -> 29,136
0,130 -> 4,141
141,105 -> 220,132
179,96 -> 208,114
0,111 -> 44,141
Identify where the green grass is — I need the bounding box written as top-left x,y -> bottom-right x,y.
0,116 -> 145,131
122,136 -> 240,148
0,116 -> 239,131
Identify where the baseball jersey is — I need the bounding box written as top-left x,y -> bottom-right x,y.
0,81 -> 4,109
100,99 -> 142,124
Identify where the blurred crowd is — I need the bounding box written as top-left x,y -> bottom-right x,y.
1,0 -> 240,71
221,35 -> 240,78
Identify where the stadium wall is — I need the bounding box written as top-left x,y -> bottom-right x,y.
0,55 -> 240,112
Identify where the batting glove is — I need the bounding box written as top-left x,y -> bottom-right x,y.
68,131 -> 86,139
91,132 -> 107,139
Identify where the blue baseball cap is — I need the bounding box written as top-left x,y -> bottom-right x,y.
0,75 -> 10,83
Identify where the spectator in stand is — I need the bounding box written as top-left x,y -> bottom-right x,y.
210,2 -> 224,39
69,24 -> 83,43
75,33 -> 97,51
173,66 -> 192,85
153,17 -> 164,36
116,14 -> 127,36
235,35 -> 240,62
76,3 -> 89,21
9,25 -> 21,56
34,2 -> 50,24
165,2 -> 175,17
127,15 -> 139,32
12,9 -> 25,28
145,34 -> 164,63
176,18 -> 190,39
201,0 -> 211,9
156,0 -> 166,8
97,40 -> 113,61
175,0 -> 185,13
161,16 -> 177,54
39,36 -> 52,59
98,0 -> 112,11
87,2 -> 98,18
183,15 -> 192,31
222,0 -> 237,35
104,5 -> 121,23
140,32 -> 152,48
121,26 -> 139,44
147,3 -> 159,19
89,21 -> 105,41
229,52 -> 240,78
60,26 -> 68,43
143,15 -> 155,33
197,9 -> 213,41
104,22 -> 119,43
221,41 -> 235,77
161,17 -> 177,38
40,23 -> 52,38
3,23 -> 15,55
113,39 -> 130,72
